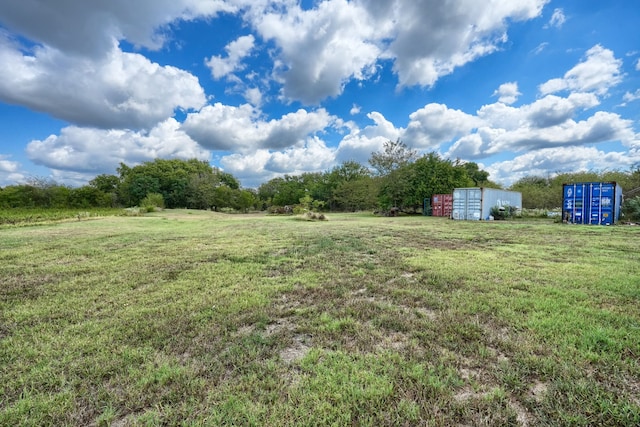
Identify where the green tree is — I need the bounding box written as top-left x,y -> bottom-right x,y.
460,161 -> 490,186
69,186 -> 112,208
120,174 -> 160,207
509,176 -> 554,209
257,177 -> 283,207
213,185 -> 234,210
48,185 -> 72,208
116,159 -> 236,209
329,161 -> 371,182
219,172 -> 240,190
89,174 -> 119,193
369,139 -> 417,176
0,185 -> 33,208
369,140 -> 418,210
402,153 -> 473,211
234,189 -> 257,213
332,178 -> 379,211
271,175 -> 306,207
186,174 -> 217,210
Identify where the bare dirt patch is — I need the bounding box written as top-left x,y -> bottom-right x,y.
530,381 -> 548,402
510,397 -> 532,426
375,331 -> 409,352
280,334 -> 312,364
453,387 -> 492,403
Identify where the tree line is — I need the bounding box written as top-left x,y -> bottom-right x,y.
0,159 -> 257,212
2,140 -> 640,219
258,140 -> 498,213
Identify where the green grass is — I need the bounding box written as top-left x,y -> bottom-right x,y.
1,210 -> 639,426
0,208 -> 124,226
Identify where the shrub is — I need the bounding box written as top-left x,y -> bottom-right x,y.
623,196 -> 640,221
140,193 -> 164,212
293,211 -> 328,221
121,207 -> 142,216
490,205 -> 518,220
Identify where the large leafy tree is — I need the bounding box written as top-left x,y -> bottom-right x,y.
116,159 -> 236,209
325,161 -> 374,211
461,161 -> 490,186
234,189 -> 257,213
259,175 -> 307,207
256,162 -> 376,212
369,144 -> 491,211
402,153 -> 473,211
89,174 -> 119,193
369,139 -> 417,176
509,176 -> 555,209
332,178 -> 380,211
369,139 -> 418,210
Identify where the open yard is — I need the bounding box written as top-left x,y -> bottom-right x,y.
1,210 -> 639,426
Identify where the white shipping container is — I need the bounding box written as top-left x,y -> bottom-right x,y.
452,188 -> 522,220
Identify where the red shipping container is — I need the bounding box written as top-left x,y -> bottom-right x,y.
431,194 -> 453,217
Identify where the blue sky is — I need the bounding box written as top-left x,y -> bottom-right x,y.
0,0 -> 638,188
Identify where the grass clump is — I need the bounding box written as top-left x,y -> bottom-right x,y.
294,211 -> 327,221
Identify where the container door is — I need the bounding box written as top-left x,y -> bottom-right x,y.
452,190 -> 463,219
467,189 -> 482,220
564,184 -> 586,224
453,189 -> 481,220
432,195 -> 441,217
443,194 -> 453,218
589,183 -> 615,225
564,183 -> 616,225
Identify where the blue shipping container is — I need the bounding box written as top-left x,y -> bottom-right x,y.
562,182 -> 623,225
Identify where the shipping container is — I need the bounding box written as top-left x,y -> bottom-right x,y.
452,188 -> 522,221
562,182 -> 623,225
431,194 -> 453,217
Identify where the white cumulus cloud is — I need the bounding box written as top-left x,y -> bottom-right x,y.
0,0 -> 237,58
206,34 -> 256,79
493,82 -> 522,104
335,111 -> 403,165
0,155 -> 25,186
487,146 -> 638,187
623,90 -> 640,103
219,137 -> 336,188
25,119 -> 209,174
0,37 -> 206,129
182,103 -> 334,151
254,0 -> 381,104
381,0 -> 548,88
405,103 -> 483,148
539,45 -> 623,96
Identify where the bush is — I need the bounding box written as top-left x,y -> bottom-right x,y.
293,211 -> 328,221
140,193 -> 164,212
623,196 -> 640,221
490,205 -> 518,220
268,206 -> 293,215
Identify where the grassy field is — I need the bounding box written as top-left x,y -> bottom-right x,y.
0,208 -> 124,226
1,210 -> 639,426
